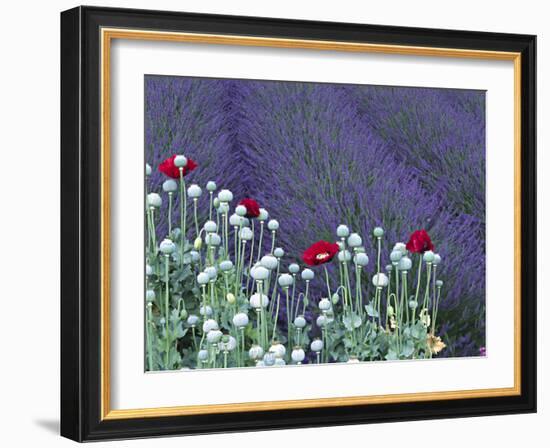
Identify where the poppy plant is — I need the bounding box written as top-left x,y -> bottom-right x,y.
238,198 -> 261,218
302,240 -> 339,266
159,155 -> 198,179
406,229 -> 435,253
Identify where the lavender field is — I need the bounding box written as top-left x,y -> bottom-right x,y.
144,75 -> 485,369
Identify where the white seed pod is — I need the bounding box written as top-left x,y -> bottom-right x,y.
204,233 -> 221,246
269,343 -> 286,359
250,293 -> 269,309
239,227 -> 253,241
198,349 -> 209,361
274,358 -> 286,366
386,264 -> 393,272
206,329 -> 223,344
347,356 -> 360,364
229,213 -> 242,227
202,319 -> 219,333
218,203 -> 230,214
278,273 -> 294,288
162,179 -> 178,193
273,247 -> 285,258
145,163 -> 152,176
235,205 -> 247,216
260,255 -> 278,270
145,264 -> 153,276
409,300 -> 418,309
288,263 -> 300,274
301,268 -> 314,281
393,242 -> 407,255
347,233 -> 363,248
197,272 -> 210,285
258,208 -> 269,221
219,260 -> 234,272
433,253 -> 442,266
354,252 -> 369,266
187,184 -> 202,198
338,250 -> 352,262
311,339 -> 323,352
336,224 -> 350,238
372,273 -> 389,288
174,155 -> 187,167
291,347 -> 305,363
186,314 -> 199,326
206,181 -> 217,192
294,315 -> 307,328
436,280 -> 444,287
213,198 -> 220,208
199,305 -> 213,317
267,219 -> 279,231
189,250 -> 200,262
147,192 -> 162,208
241,217 -> 250,227
423,250 -> 435,263
316,315 -> 327,327
263,352 -> 276,366
226,293 -> 236,304
373,227 -> 384,238
390,250 -> 403,263
220,335 -> 237,352
251,265 -> 270,281
204,266 -> 218,280
319,298 -> 331,311
398,256 -> 413,271
217,189 -> 233,203
203,220 -> 217,233
248,345 -> 264,360
159,238 -> 176,254
232,312 -> 249,328
145,290 -> 155,302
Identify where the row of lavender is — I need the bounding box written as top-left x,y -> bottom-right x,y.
145,76 -> 486,358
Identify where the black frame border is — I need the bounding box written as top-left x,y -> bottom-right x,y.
60,6 -> 536,442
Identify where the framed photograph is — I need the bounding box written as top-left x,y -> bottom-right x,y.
60,6 -> 536,441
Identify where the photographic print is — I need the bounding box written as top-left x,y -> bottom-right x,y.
143,75 -> 486,371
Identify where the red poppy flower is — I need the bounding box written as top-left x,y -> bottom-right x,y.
302,241 -> 339,266
238,198 -> 261,218
158,155 -> 198,179
406,229 -> 435,253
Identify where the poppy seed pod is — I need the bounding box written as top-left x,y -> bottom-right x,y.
398,256 -> 413,271
207,330 -> 223,344
239,227 -> 253,241
232,312 -> 249,328
338,250 -> 352,262
187,184 -> 202,198
145,264 -> 153,276
260,255 -> 278,270
319,298 -> 331,311
174,155 -> 187,167
217,189 -> 233,203
288,263 -> 300,274
354,252 -> 369,266
311,339 -> 323,352
202,319 -> 219,333
336,224 -> 350,238
213,198 -> 220,208
386,264 -> 393,272
248,345 -> 264,360
229,213 -> 242,227
273,247 -> 285,258
436,280 -> 444,287
291,347 -> 305,363
199,305 -> 213,317
372,273 -> 389,288
162,179 -> 178,193
204,266 -> 217,280
269,342 -> 286,359
294,315 -> 307,328
203,220 -> 217,233
197,272 -> 210,285
278,273 -> 294,288
301,268 -> 314,281
145,290 -> 155,302
206,181 -> 217,191
275,358 -> 286,366
204,233 -> 221,246
219,260 -> 234,272
316,315 -> 327,327
159,239 -> 176,254
198,349 -> 209,361
373,227 -> 384,238
347,233 -> 362,248
251,266 -> 270,281
409,300 -> 418,309
186,314 -> 199,327
145,163 -> 152,176
147,192 -> 162,208
423,250 -> 435,263
263,352 -> 276,366
226,292 -> 236,304
433,253 -> 442,265
250,293 -> 269,309
390,250 -> 403,263
267,219 -> 279,231
235,205 -> 247,217
258,208 -> 269,221
218,204 -> 230,215
393,242 -> 407,255
189,250 -> 200,262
